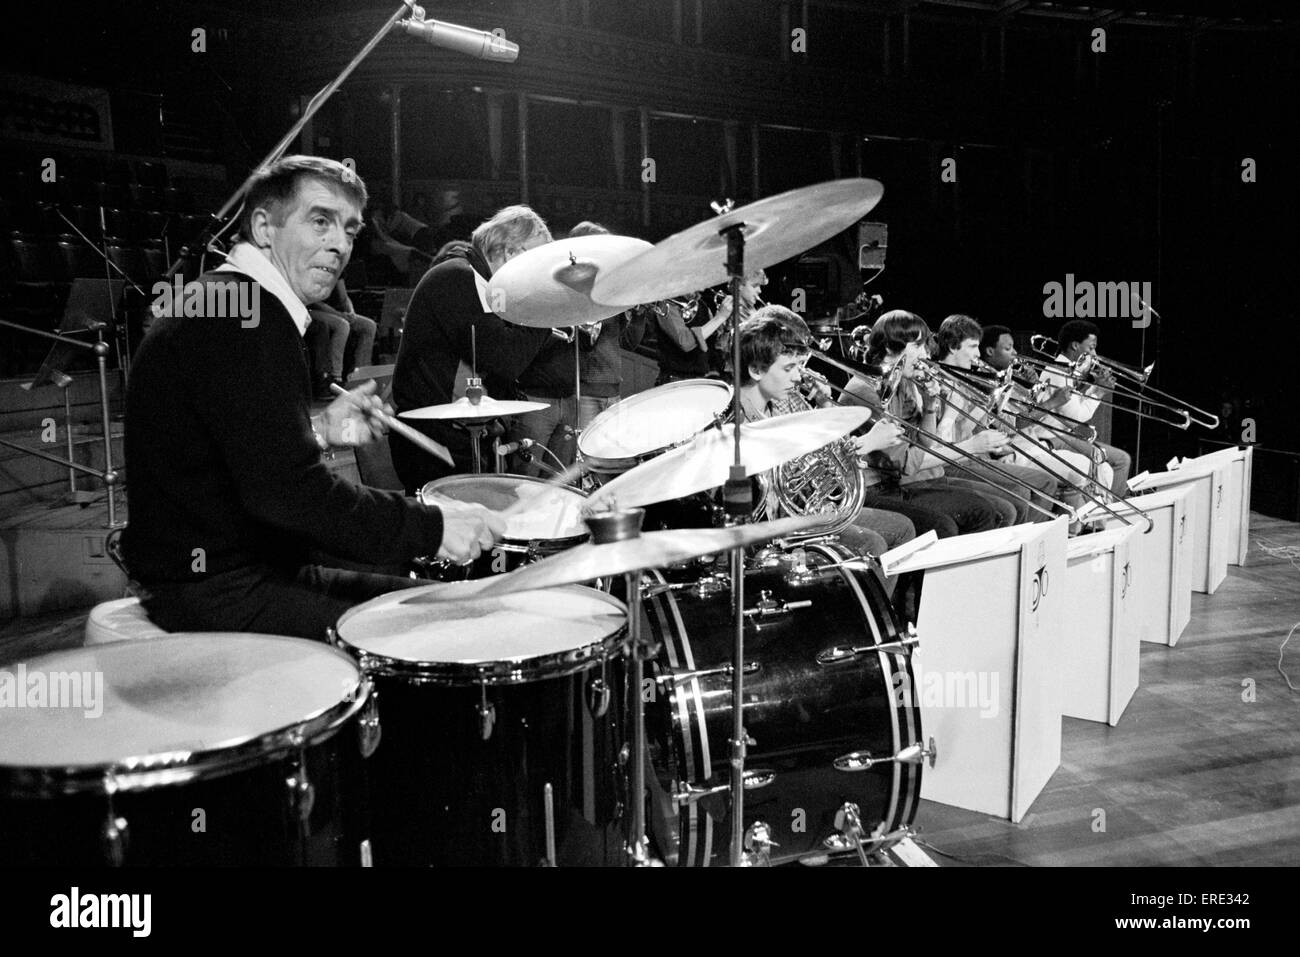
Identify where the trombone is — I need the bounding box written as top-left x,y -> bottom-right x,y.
912,358 -> 1155,532
1010,353 -> 1195,430
1027,335 -> 1219,429
806,350 -> 1151,531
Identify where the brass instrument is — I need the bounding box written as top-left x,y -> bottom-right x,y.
1026,335 -> 1218,429
754,379 -> 865,540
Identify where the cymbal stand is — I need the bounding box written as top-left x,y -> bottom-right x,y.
461,324 -> 488,473
719,220 -> 757,867
583,509 -> 660,866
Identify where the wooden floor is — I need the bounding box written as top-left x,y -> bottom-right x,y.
2,512 -> 1298,867
916,512 -> 1300,866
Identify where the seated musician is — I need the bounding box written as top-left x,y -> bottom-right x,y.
1037,320 -> 1133,497
979,324 -> 1114,512
732,310 -> 914,592
933,314 -> 1060,523
839,310 -> 1008,535
122,155 -> 504,641
748,305 -> 916,556
390,206 -> 554,490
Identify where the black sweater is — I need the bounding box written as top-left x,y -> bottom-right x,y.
122,269 -> 445,584
391,244 -> 549,485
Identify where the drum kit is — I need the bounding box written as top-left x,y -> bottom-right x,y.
0,179 -> 936,868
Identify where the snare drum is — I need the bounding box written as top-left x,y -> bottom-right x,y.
641,540 -> 924,866
332,583 -> 631,866
0,634 -> 376,866
416,473 -> 590,580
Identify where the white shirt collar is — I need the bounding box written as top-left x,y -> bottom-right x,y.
216,242 -> 312,336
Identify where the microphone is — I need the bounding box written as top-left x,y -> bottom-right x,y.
396,17 -> 520,62
495,437 -> 534,457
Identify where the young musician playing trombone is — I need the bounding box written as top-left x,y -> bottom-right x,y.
979,323 -> 1115,511
933,315 -> 1062,522
1037,320 -> 1133,497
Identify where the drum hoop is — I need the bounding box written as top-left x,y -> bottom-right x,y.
338,625 -> 630,686
0,677 -> 372,799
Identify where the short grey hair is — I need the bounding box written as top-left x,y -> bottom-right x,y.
237,155 -> 367,243
471,205 -> 551,264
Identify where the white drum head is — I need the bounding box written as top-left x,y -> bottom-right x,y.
578,379 -> 731,463
420,473 -> 588,541
336,584 -> 626,666
0,634 -> 360,769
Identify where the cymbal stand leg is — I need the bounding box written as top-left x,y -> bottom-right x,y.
719,221 -> 753,868
625,569 -> 652,865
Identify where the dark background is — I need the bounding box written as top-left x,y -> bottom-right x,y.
3,0 -> 1296,478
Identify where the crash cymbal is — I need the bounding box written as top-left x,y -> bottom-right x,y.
488,234 -> 654,328
399,395 -> 550,421
591,178 -> 883,307
586,405 -> 870,509
401,514 -> 824,602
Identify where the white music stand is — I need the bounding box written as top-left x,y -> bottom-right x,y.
1062,525 -> 1141,726
1170,446 -> 1253,566
1082,485 -> 1193,647
1127,462 -> 1230,595
881,519 -> 1067,823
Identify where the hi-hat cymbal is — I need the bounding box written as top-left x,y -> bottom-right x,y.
586,405 -> 870,509
399,396 -> 550,421
402,515 -> 824,602
591,178 -> 883,307
488,234 -> 654,328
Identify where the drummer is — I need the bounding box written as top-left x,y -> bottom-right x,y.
123,155 -> 506,642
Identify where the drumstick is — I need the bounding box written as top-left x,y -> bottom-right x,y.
328,383 -> 455,467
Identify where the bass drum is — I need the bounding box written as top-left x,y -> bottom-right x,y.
0,634 -> 375,866
642,540 -> 924,866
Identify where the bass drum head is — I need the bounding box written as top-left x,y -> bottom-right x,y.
578,378 -> 731,475
0,634 -> 362,790
642,540 -> 922,866
418,473 -> 589,544
334,583 -> 629,684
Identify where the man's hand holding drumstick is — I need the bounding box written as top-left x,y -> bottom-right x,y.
323,381 -> 507,565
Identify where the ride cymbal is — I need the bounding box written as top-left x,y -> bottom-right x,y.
591,178 -> 883,307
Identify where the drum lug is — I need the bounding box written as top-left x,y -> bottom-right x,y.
358,683 -> 382,758
674,767 -> 774,805
100,771 -> 129,866
586,674 -> 611,718
741,821 -> 778,867
285,732 -> 316,826
477,685 -> 496,741
816,634 -> 918,665
657,660 -> 759,687
743,590 -> 812,620
833,737 -> 937,772
101,813 -> 130,867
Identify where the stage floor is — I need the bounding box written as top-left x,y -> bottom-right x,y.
2,512 -> 1297,867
